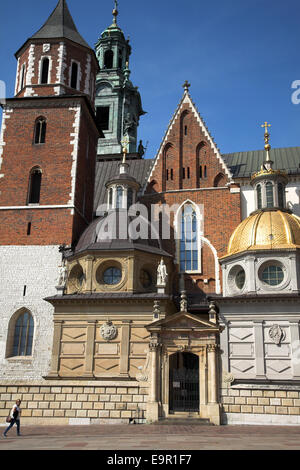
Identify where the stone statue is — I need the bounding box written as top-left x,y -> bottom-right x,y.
157,258 -> 168,286
138,140 -> 145,157
180,291 -> 188,312
58,262 -> 68,287
123,112 -> 135,136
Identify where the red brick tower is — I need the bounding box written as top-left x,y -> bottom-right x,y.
0,0 -> 101,246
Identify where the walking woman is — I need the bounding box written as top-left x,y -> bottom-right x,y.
3,399 -> 22,437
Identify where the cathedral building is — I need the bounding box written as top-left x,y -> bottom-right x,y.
0,0 -> 299,426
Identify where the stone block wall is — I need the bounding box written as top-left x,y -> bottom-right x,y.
0,381 -> 148,425
221,386 -> 300,425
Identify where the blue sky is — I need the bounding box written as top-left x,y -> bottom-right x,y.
0,0 -> 300,159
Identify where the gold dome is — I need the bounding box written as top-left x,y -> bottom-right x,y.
223,210 -> 300,258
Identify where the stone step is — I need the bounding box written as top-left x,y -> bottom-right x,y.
155,417 -> 213,426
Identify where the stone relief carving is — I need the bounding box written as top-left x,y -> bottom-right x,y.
136,349 -> 150,382
100,320 -> 118,341
269,324 -> 285,345
223,371 -> 235,384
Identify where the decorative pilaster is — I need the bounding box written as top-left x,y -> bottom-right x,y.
83,320 -> 96,377
207,344 -> 218,404
146,335 -> 160,422
84,255 -> 94,293
48,320 -> 63,377
120,320 -> 131,376
253,321 -> 266,378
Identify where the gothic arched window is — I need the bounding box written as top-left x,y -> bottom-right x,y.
28,167 -> 42,204
34,117 -> 47,144
40,57 -> 50,84
12,311 -> 34,357
180,204 -> 199,272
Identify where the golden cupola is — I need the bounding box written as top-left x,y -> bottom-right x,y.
223,122 -> 300,258
226,209 -> 300,257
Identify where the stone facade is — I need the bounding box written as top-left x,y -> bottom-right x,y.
0,382 -> 148,425
220,385 -> 300,425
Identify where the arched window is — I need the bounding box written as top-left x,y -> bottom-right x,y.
12,311 -> 34,357
28,167 -> 42,204
266,182 -> 274,208
70,62 -> 79,89
180,204 -> 198,272
20,64 -> 26,91
104,50 -> 114,69
278,183 -> 285,208
116,186 -> 123,209
118,49 -> 123,69
257,184 -> 262,209
34,117 -> 47,144
108,188 -> 113,208
40,58 -> 50,84
127,188 -> 133,210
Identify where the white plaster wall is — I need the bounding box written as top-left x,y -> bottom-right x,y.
286,180 -> 300,216
240,180 -> 300,219
0,245 -> 61,380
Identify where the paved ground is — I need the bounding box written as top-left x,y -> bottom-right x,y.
0,424 -> 300,450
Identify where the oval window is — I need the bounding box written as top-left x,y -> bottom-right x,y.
103,267 -> 122,285
261,265 -> 284,286
235,269 -> 245,290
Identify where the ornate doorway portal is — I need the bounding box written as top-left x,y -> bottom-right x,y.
169,352 -> 199,413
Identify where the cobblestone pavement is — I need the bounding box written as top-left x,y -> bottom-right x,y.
0,424 -> 300,450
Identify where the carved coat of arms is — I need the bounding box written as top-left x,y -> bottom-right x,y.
100,320 -> 118,341
269,324 -> 284,345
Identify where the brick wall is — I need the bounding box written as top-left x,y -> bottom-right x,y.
16,39 -> 98,101
142,94 -> 240,297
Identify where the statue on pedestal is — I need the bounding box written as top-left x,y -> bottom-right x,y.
157,258 -> 168,286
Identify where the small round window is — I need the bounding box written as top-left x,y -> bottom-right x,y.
261,265 -> 284,286
103,267 -> 122,285
140,270 -> 152,288
235,269 -> 245,290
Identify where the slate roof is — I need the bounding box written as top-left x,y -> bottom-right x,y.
46,292 -> 171,302
30,0 -> 91,50
222,146 -> 300,179
94,158 -> 154,212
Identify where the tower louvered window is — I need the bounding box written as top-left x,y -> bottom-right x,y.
34,117 -> 47,144
41,57 -> 50,84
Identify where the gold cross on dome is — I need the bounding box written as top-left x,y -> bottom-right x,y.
261,121 -> 271,134
121,136 -> 129,163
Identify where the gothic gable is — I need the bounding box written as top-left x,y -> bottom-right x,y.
144,89 -> 232,194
